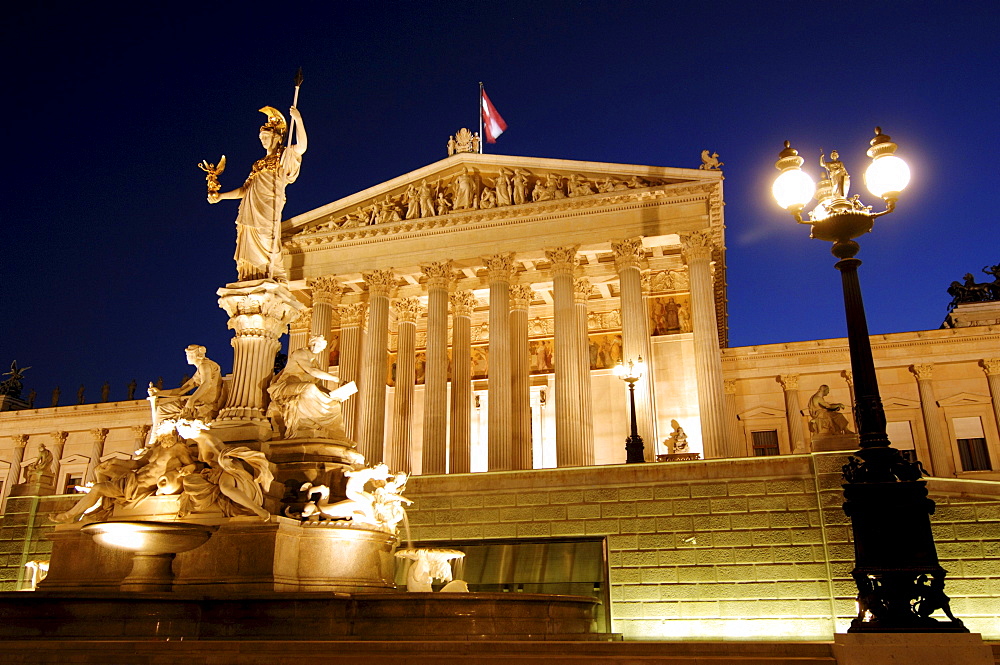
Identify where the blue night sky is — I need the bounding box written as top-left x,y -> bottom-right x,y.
3,1 -> 997,402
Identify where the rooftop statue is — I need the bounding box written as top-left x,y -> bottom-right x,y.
147,345 -> 223,429
947,264 -> 1000,308
0,361 -> 30,399
267,335 -> 357,439
205,77 -> 306,283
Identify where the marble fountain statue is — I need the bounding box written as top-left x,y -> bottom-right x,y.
0,92 -> 599,642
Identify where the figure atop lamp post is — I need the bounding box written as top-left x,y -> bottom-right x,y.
614,357 -> 647,464
771,129 -> 965,633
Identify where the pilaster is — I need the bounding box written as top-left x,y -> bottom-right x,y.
779,374 -> 806,453
85,428 -> 108,484
982,359 -> 1000,445
909,364 -> 956,477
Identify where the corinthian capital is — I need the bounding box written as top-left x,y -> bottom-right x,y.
611,237 -> 645,272
363,269 -> 397,297
394,297 -> 422,323
340,302 -> 368,327
981,358 -> 1000,376
723,379 -> 737,395
451,290 -> 480,317
510,284 -> 535,310
307,276 -> 343,306
544,245 -> 579,276
50,431 -> 68,446
680,230 -> 715,263
482,253 -> 516,282
573,277 -> 593,304
290,306 -> 313,333
12,434 -> 28,448
421,261 -> 455,290
910,364 -> 934,380
90,428 -> 109,444
778,374 -> 800,391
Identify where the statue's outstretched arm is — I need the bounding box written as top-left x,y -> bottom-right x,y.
289,106 -> 307,155
305,365 -> 338,383
210,185 -> 246,204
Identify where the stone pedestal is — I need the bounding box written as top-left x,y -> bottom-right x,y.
9,475 -> 55,497
812,432 -> 860,451
214,279 -> 306,444
833,632 -> 993,665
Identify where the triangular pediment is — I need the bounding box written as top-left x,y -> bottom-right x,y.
883,396 -> 921,409
59,454 -> 91,465
284,152 -> 720,240
738,406 -> 786,420
937,392 -> 991,407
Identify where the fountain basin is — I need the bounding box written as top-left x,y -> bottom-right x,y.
81,521 -> 217,592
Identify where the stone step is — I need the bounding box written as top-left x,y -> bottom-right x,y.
0,639 -> 841,664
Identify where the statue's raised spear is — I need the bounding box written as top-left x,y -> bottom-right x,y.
287,67 -> 303,144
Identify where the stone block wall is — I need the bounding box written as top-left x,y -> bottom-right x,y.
0,494 -> 75,592
405,454 -> 1000,640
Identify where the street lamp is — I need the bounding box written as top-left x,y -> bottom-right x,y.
772,128 -> 965,633
614,357 -> 647,464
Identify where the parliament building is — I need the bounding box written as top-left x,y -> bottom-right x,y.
1,135 -> 998,643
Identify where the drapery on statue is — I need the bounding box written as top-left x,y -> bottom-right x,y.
49,421 -> 196,523
207,104 -> 307,283
808,384 -> 852,437
50,419 -> 273,523
267,335 -> 357,439
147,345 -> 223,430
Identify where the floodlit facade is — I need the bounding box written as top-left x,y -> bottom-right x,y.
1,144 -> 998,641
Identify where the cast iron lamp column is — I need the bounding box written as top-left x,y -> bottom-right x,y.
614,357 -> 647,464
772,128 -> 965,633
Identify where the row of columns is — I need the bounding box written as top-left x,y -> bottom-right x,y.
300,234 -> 731,473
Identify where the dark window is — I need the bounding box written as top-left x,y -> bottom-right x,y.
958,438 -> 992,471
751,430 -> 780,456
63,475 -> 83,494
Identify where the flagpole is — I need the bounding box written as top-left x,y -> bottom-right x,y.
478,81 -> 484,154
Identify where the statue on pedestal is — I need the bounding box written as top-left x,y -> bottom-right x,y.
25,443 -> 53,481
665,420 -> 689,454
207,105 -> 307,283
808,384 -> 852,437
267,336 -> 358,439
147,345 -> 223,428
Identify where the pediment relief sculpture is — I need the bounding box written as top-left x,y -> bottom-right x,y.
290,166 -> 681,241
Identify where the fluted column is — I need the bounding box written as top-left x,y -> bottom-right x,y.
510,284 -> 534,470
982,359 -> 1000,442
338,303 -> 366,441
681,231 -> 727,458
574,277 -> 596,465
723,379 -> 743,457
483,253 -> 515,471
842,370 -> 858,432
216,280 -> 304,432
449,291 -> 477,474
388,297 -> 420,473
357,270 -> 395,464
308,276 -> 343,371
421,261 -> 453,474
779,374 -> 806,453
85,428 -> 108,484
50,431 -> 67,478
546,246 -> 586,467
288,306 -> 312,356
612,238 -> 656,460
910,364 -> 956,477
7,434 -> 27,490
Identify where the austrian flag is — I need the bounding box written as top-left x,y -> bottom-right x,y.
480,88 -> 508,143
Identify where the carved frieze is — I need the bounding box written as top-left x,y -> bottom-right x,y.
648,269 -> 690,293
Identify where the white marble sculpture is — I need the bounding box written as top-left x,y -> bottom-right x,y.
395,548 -> 467,592
173,419 -> 272,520
208,105 -> 307,282
665,419 -> 689,453
294,463 -> 411,534
267,335 -> 357,439
147,345 -> 223,429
